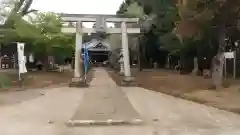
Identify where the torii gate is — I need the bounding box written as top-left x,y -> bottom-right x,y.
61,14 -> 140,86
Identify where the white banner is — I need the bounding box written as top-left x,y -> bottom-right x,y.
29,53 -> 34,63
224,52 -> 234,59
17,43 -> 27,74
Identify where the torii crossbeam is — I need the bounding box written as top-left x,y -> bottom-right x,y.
61,14 -> 140,87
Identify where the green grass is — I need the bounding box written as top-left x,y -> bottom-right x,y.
0,73 -> 13,89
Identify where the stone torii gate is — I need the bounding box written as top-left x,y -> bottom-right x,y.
61,14 -> 140,86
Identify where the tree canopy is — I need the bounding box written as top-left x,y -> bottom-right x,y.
117,0 -> 240,55
0,0 -> 75,58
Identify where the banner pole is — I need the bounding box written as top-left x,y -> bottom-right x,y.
17,42 -> 27,89
84,43 -> 87,82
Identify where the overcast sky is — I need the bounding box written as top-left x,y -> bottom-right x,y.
0,0 -> 124,27
31,0 -> 123,14
31,0 -> 124,27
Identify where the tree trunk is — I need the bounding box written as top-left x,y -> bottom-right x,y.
211,53 -> 225,89
165,56 -> 170,69
211,27 -> 226,90
4,0 -> 33,26
192,57 -> 198,75
136,40 -> 142,71
179,55 -> 184,73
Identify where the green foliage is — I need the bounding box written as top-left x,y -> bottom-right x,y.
28,12 -> 74,56
0,0 -> 38,44
124,2 -> 144,17
14,16 -> 42,39
155,6 -> 179,35
176,0 -> 240,40
117,2 -> 128,15
29,12 -> 62,34
135,0 -> 181,54
0,73 -> 12,88
114,1 -> 144,50
160,33 -> 182,54
136,0 -> 176,14
1,0 -> 74,59
123,0 -> 240,56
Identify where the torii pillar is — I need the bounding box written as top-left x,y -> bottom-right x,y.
61,14 -> 140,87
72,21 -> 87,87
121,21 -> 132,82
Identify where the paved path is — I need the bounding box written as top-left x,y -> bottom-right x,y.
0,89 -> 44,106
68,68 -> 141,125
0,68 -> 240,135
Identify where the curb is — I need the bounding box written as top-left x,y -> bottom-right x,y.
67,119 -> 143,126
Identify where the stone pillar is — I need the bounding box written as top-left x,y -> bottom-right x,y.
74,21 -> 82,78
192,57 -> 198,75
119,56 -> 124,75
69,21 -> 88,87
165,56 -> 170,69
121,22 -> 134,82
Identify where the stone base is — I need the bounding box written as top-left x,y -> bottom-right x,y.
118,72 -> 124,76
121,76 -> 137,86
69,77 -> 89,88
67,119 -> 143,126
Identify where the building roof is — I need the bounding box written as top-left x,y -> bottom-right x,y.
82,39 -> 110,51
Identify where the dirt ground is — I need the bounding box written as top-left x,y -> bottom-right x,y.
0,69 -> 93,92
108,68 -> 240,114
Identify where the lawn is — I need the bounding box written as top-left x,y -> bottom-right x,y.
0,70 -> 72,92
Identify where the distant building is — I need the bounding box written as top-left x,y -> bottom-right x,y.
81,39 -> 110,63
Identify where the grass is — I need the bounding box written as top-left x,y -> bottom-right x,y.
0,73 -> 15,89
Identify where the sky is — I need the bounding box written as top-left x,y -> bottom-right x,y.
30,0 -> 124,27
31,0 -> 123,14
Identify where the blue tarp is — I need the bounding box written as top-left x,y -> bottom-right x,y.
83,43 -> 89,77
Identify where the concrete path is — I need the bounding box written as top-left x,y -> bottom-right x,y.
0,68 -> 240,135
124,87 -> 240,135
68,68 -> 142,125
0,89 -> 44,106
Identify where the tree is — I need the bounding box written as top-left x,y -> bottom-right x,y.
113,0 -> 144,50
130,0 -> 240,88
27,12 -> 74,66
122,0 -> 181,68
0,0 -> 75,70
0,0 -> 38,43
175,0 -> 240,89
4,0 -> 36,26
